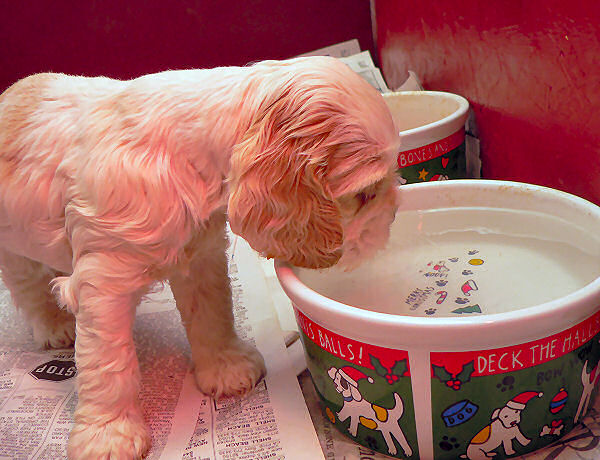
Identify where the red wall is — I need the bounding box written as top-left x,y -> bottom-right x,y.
4,2 -> 597,204
1,1 -> 374,92
374,0 -> 600,204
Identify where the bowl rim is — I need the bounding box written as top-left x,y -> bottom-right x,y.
274,180 -> 600,350
382,90 -> 470,140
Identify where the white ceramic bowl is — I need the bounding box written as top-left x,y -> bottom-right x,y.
276,180 -> 600,460
383,91 -> 470,183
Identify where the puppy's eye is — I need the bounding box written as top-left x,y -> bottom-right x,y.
355,179 -> 384,207
357,191 -> 376,206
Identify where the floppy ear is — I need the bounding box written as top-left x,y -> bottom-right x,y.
328,367 -> 339,380
227,106 -> 343,269
349,384 -> 362,402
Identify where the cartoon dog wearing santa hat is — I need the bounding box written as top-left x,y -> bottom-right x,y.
328,365 -> 412,457
461,391 -> 543,459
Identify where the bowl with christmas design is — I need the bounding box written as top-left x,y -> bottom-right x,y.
382,91 -> 470,184
275,179 -> 600,459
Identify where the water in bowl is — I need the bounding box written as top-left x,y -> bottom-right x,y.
295,207 -> 600,317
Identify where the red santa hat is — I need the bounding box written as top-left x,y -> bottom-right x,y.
338,366 -> 374,387
506,391 -> 543,410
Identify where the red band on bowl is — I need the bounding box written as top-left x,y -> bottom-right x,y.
398,129 -> 465,168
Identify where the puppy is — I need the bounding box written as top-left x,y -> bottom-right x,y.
0,56 -> 400,459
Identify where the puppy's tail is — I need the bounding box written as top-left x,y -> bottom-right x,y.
387,392 -> 405,420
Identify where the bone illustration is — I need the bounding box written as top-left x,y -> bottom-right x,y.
574,359 -> 599,423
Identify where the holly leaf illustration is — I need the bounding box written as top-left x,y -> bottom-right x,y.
456,361 -> 475,383
370,355 -> 388,377
391,359 -> 408,377
432,364 -> 452,382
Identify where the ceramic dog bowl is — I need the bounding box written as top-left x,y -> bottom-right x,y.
275,180 -> 600,459
383,91 -> 469,184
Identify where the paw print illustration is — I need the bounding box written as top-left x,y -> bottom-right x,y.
448,257 -> 459,262
496,375 -> 515,392
455,298 -> 469,304
468,250 -> 479,255
425,308 -> 437,315
462,270 -> 473,275
439,435 -> 461,452
366,435 -> 379,450
436,280 -> 448,287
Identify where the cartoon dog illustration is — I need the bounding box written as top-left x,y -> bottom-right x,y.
328,365 -> 412,457
461,391 -> 542,459
575,359 -> 599,423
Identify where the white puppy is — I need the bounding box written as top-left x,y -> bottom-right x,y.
0,56 -> 400,459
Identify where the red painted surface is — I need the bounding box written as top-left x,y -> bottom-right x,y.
373,1 -> 600,204
1,1 -> 373,92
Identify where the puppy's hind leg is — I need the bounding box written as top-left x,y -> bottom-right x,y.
169,215 -> 266,399
0,250 -> 75,348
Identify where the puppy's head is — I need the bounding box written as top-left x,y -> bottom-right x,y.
228,56 -> 399,269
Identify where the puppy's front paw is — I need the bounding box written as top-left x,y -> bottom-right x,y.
32,308 -> 76,349
194,340 -> 266,399
67,414 -> 151,460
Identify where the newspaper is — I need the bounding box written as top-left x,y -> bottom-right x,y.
298,40 -> 390,93
394,71 -> 423,92
0,234 -> 324,460
338,51 -> 390,93
298,38 -> 361,58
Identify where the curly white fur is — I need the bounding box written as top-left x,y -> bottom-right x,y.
0,56 -> 399,459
